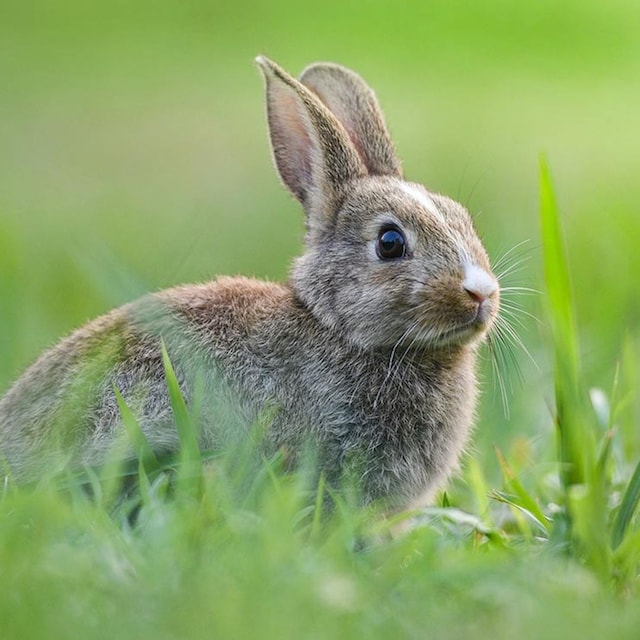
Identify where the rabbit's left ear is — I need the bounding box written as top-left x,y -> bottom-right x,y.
299,63 -> 402,178
256,56 -> 367,222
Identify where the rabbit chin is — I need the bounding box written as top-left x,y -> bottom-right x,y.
417,319 -> 492,350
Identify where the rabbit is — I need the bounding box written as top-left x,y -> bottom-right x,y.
0,56 -> 500,511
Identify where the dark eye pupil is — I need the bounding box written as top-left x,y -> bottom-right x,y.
377,228 -> 406,259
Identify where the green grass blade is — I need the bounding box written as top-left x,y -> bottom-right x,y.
494,447 -> 550,534
539,156 -> 586,488
539,157 -> 580,385
540,157 -> 611,576
612,457 -> 640,549
568,484 -> 611,580
490,490 -> 548,537
113,385 -> 160,471
464,457 -> 491,522
161,342 -> 201,462
161,341 -> 203,494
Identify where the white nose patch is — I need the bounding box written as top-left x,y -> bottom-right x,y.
462,264 -> 497,300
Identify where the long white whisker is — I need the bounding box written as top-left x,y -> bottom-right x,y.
500,286 -> 540,295
490,328 -> 524,395
498,309 -> 529,331
389,329 -> 428,406
486,334 -> 510,417
497,260 -> 532,282
494,316 -> 538,371
373,320 -> 422,409
499,302 -> 540,326
491,239 -> 533,272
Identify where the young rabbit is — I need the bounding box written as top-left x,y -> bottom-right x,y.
0,57 -> 499,510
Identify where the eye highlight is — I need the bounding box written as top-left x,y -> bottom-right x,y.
376,226 -> 407,260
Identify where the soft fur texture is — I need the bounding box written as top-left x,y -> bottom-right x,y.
0,57 -> 500,509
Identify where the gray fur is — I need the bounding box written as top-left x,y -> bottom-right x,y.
0,57 -> 500,510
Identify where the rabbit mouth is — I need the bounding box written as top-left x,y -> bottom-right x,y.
427,316 -> 492,348
399,302 -> 496,350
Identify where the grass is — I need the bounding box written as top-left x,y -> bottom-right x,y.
1,164 -> 639,639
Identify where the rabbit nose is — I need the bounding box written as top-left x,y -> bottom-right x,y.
462,264 -> 497,303
465,288 -> 487,304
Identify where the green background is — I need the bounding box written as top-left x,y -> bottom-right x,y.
1,0 -> 639,472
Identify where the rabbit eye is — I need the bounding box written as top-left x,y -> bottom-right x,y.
376,226 -> 406,260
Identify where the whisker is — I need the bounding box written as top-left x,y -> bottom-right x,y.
499,302 -> 540,326
389,328 -> 430,406
373,320 -> 422,409
492,239 -> 534,273
486,334 -> 510,417
497,259 -> 532,282
492,239 -> 532,264
498,309 -> 529,331
490,329 -> 524,396
495,247 -> 537,285
494,316 -> 538,371
492,324 -> 524,371
500,286 -> 540,295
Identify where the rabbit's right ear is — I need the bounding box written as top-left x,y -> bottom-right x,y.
256,56 -> 367,221
299,63 -> 402,178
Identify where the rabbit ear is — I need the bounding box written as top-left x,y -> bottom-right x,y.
299,63 -> 402,178
256,56 -> 367,217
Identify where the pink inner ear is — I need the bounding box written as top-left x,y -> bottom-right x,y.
268,89 -> 315,202
282,93 -> 314,176
341,121 -> 366,166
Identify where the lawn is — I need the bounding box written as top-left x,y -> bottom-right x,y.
1,1 -> 640,638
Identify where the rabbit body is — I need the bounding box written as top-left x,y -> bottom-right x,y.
0,58 -> 499,509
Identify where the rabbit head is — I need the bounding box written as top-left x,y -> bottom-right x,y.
256,57 -> 499,351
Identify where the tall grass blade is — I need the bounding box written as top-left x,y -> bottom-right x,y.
161,341 -> 203,495
612,457 -> 640,550
113,386 -> 160,472
540,157 -> 610,577
539,157 -> 587,488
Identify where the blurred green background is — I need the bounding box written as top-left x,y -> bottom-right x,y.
1,0 -> 639,476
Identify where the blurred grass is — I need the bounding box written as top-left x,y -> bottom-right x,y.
1,1 -> 640,637
0,464 -> 634,640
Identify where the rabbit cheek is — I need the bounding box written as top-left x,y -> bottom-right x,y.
410,276 -> 481,345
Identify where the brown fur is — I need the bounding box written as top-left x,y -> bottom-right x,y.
0,57 -> 499,510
